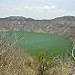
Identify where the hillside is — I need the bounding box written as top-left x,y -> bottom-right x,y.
0,16 -> 75,41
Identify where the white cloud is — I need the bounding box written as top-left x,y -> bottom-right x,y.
50,6 -> 57,9
22,0 -> 60,2
0,5 -> 75,19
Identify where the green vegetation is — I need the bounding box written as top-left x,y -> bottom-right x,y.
34,51 -> 61,75
0,31 -> 75,75
1,31 -> 72,56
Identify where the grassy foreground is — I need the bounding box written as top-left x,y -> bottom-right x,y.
0,31 -> 75,75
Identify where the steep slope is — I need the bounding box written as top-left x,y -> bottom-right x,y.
0,16 -> 75,41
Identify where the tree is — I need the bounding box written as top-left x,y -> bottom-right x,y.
34,50 -> 61,75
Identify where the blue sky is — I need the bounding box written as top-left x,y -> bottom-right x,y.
0,0 -> 75,19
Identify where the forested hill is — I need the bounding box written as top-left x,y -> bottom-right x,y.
0,16 -> 75,41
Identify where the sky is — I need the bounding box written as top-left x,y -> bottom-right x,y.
0,0 -> 75,19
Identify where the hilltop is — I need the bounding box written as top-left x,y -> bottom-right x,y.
0,16 -> 75,41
